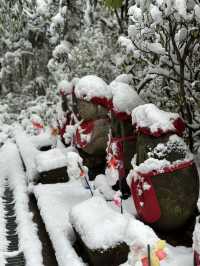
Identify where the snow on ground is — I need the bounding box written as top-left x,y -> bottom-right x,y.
0,157 -> 7,266
70,196 -> 129,250
15,127 -> 40,182
33,179 -> 193,266
0,95 -> 197,266
35,148 -> 68,172
29,132 -> 53,150
33,181 -> 90,266
0,142 -> 43,266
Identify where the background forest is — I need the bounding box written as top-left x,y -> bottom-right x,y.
1,0 -> 200,152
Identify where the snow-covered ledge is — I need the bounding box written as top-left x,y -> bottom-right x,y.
1,143 -> 44,266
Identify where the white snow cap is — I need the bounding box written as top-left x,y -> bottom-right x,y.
109,81 -> 144,114
35,148 -> 68,172
65,151 -> 87,180
125,218 -> 159,247
69,196 -> 128,250
74,75 -> 111,101
134,158 -> 171,174
58,80 -> 73,95
29,132 -> 53,149
114,74 -> 133,84
132,103 -> 180,133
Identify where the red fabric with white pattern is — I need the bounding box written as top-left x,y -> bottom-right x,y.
107,135 -> 136,178
131,160 -> 194,224
74,120 -> 94,148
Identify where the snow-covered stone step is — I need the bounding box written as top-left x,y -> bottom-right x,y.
0,143 -> 44,266
3,183 -> 25,265
5,252 -> 25,266
33,181 -> 91,266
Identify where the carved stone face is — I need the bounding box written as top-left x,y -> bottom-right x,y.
83,118 -> 110,156
77,99 -> 108,121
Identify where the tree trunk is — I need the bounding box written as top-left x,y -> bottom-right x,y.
179,63 -> 194,151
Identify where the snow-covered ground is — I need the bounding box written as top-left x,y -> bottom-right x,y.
0,97 -> 198,266
33,179 -> 193,266
34,181 -> 90,266
0,142 -> 43,266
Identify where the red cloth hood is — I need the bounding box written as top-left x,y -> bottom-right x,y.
136,117 -> 186,137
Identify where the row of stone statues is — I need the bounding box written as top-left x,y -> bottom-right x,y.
57,75 -> 199,233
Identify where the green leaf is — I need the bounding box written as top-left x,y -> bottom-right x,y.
104,0 -> 123,9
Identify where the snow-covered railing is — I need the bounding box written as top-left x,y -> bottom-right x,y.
1,143 -> 43,266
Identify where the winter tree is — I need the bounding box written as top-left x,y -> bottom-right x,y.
119,0 -> 200,150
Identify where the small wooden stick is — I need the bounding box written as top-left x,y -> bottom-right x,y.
78,162 -> 93,197
147,244 -> 151,266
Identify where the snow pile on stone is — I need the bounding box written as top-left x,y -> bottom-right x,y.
66,151 -> 88,180
114,74 -> 133,84
127,157 -> 171,187
1,143 -> 43,266
132,103 -> 180,133
94,174 -> 115,200
15,127 -> 40,182
74,75 -> 111,101
134,157 -> 171,174
125,217 -> 158,247
148,134 -> 193,162
35,148 -> 68,172
69,196 -> 128,250
33,178 -> 193,266
128,147 -> 192,182
34,181 -> 91,266
109,81 -> 144,114
29,132 -> 53,150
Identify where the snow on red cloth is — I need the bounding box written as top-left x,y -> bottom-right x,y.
107,135 -> 136,177
58,112 -> 73,140
74,120 -> 94,148
136,117 -> 185,137
59,122 -> 67,140
131,160 -> 194,223
131,172 -> 161,223
132,104 -> 186,137
107,138 -> 125,177
194,251 -> 200,266
138,160 -> 193,179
